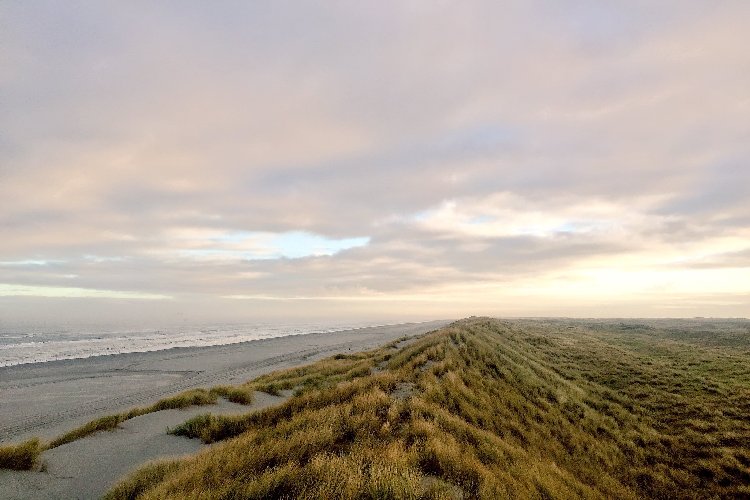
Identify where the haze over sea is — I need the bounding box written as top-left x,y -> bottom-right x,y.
0,320 -> 389,367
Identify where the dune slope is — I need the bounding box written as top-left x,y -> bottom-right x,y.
109,317 -> 750,499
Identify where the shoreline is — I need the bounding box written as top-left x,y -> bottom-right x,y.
0,320 -> 417,369
0,320 -> 450,444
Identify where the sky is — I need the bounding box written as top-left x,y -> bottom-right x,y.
1,1 -> 749,325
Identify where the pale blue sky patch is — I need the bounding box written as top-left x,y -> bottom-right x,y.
183,231 -> 370,261
270,232 -> 370,259
508,219 -> 609,238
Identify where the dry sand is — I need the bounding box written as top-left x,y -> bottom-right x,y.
0,320 -> 448,499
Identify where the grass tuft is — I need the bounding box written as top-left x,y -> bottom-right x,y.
48,415 -> 125,448
209,385 -> 254,405
0,438 -> 42,470
146,389 -> 218,412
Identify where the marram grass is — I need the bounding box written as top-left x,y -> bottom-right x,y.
0,438 -> 42,470
46,388 -> 231,449
106,318 -> 750,499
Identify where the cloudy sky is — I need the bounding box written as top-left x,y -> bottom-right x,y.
2,1 -> 749,324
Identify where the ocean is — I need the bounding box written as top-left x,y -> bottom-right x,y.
0,320 -> 384,367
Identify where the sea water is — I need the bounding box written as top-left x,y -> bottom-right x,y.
0,320 -> 383,367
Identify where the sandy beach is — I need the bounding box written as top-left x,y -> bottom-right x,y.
0,320 -> 448,499
1,321 -> 448,444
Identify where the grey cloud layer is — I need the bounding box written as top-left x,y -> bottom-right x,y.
1,1 -> 749,317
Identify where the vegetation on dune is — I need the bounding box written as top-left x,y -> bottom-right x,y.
108,318 -> 750,499
0,386 -> 256,467
104,460 -> 183,500
208,385 -> 255,405
168,344 -> 400,444
1,339 -> 395,468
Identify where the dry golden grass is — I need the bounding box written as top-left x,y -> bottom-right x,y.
46,388 -> 232,449
0,438 -> 42,470
107,318 -> 750,499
